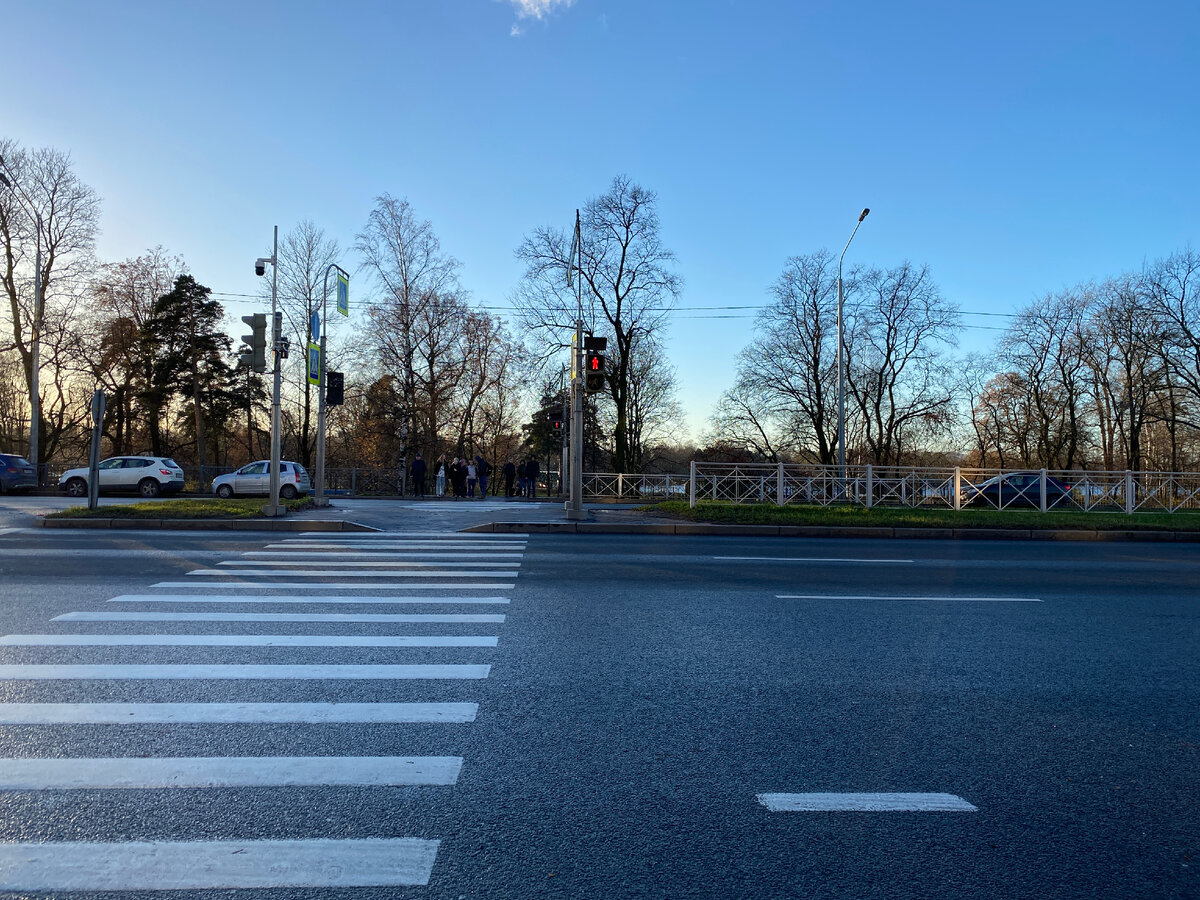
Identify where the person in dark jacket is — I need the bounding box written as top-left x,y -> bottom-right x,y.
526,456 -> 540,499
476,456 -> 490,498
502,460 -> 516,497
411,452 -> 426,498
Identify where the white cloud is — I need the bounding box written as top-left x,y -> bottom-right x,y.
509,0 -> 575,22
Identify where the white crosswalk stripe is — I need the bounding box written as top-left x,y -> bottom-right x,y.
106,593 -> 511,605
0,530 -> 528,891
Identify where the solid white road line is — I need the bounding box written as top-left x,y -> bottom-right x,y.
152,581 -> 516,590
279,532 -> 529,538
777,594 -> 1041,602
0,702 -> 478,724
216,560 -> 521,568
54,611 -> 505,623
107,594 -> 511,605
0,755 -> 463,789
246,551 -> 525,559
0,664 -> 491,680
0,838 -> 440,890
185,569 -> 518,578
0,528 -> 20,536
715,556 -> 915,563
757,792 -> 978,812
0,634 -> 498,647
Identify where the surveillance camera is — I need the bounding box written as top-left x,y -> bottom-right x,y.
254,260 -> 267,277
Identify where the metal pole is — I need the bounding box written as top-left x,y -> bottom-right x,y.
314,264 -> 347,508
268,225 -> 282,515
567,210 -> 585,520
836,208 -> 869,482
30,213 -> 41,482
315,269 -> 328,507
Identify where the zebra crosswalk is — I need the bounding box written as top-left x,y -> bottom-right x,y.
0,530 -> 527,892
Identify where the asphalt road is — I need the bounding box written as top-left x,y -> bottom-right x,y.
0,527 -> 1194,899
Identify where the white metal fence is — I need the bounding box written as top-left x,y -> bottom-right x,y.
686,462 -> 1200,514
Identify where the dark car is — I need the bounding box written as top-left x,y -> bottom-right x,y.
962,472 -> 1073,509
0,453 -> 37,494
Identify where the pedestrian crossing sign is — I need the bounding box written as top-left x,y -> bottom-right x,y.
307,342 -> 321,386
336,273 -> 349,317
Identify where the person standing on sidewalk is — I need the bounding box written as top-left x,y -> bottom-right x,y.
411,452 -> 426,498
466,460 -> 477,497
476,455 -> 490,498
503,459 -> 516,498
435,457 -> 446,497
526,455 -> 540,499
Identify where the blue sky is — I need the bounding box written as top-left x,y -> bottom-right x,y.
4,0 -> 1198,440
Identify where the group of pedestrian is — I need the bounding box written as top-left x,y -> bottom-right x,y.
416,453 -> 492,499
409,451 -> 546,500
501,456 -> 541,498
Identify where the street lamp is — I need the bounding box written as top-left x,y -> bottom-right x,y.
836,207 -> 870,481
0,157 -> 45,483
254,226 -> 284,516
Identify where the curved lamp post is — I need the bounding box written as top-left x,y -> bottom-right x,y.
837,207 -> 870,481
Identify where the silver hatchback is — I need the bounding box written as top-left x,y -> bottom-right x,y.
212,461 -> 312,500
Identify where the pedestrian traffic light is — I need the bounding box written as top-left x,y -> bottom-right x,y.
278,336 -> 290,360
326,370 -> 344,407
240,313 -> 267,373
585,350 -> 606,392
550,416 -> 563,431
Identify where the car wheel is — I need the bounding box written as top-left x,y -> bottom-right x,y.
65,478 -> 87,498
215,484 -> 234,499
280,484 -> 298,500
138,478 -> 161,498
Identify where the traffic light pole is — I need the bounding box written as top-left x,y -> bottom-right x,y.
314,264 -> 350,508
568,318 -> 585,520
266,226 -> 284,516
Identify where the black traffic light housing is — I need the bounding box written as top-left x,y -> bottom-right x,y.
584,350 -> 606,392
240,314 -> 267,373
326,370 -> 344,407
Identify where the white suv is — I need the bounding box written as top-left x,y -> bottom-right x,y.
59,457 -> 186,498
211,461 -> 312,500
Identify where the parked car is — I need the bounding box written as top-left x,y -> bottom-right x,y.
58,456 -> 185,498
0,453 -> 37,494
212,460 -> 311,500
962,472 -> 1072,509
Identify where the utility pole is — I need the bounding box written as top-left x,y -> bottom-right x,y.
254,227 -> 283,516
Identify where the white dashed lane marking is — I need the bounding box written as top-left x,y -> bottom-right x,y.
758,792 -> 978,812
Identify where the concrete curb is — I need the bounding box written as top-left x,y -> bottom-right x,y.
462,521 -> 1200,542
40,518 -> 377,532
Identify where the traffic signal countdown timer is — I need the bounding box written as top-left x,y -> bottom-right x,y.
239,314 -> 267,373
583,335 -> 607,393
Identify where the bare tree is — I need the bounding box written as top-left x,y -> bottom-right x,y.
356,195 -> 459,482
0,138 -> 100,467
995,289 -> 1090,468
844,262 -> 960,465
514,175 -> 681,472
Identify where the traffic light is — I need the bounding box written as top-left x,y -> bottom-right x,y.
326,370 -> 344,407
240,313 -> 267,373
550,414 -> 563,432
278,336 -> 290,360
584,349 -> 606,392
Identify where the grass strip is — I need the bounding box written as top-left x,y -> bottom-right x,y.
47,498 -> 312,520
644,500 -> 1200,532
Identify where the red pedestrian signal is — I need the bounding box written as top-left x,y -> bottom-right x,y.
584,351 -> 606,392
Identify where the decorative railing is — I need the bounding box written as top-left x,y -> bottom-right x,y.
687,463 -> 1200,514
